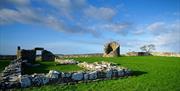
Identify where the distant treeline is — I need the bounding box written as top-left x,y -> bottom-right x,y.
0,55 -> 16,60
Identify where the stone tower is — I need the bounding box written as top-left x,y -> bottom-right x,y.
103,41 -> 120,57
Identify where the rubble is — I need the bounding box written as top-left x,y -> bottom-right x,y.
55,59 -> 79,64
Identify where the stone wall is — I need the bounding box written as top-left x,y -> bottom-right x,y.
20,49 -> 36,63
126,52 -> 150,56
42,50 -> 55,61
151,52 -> 180,57
56,53 -> 103,58
0,59 -> 131,89
126,52 -> 180,57
16,46 -> 55,62
0,58 -> 23,89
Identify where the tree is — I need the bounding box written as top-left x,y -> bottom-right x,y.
140,44 -> 155,53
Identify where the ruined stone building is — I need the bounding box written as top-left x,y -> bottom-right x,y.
16,46 -> 55,63
103,41 -> 120,57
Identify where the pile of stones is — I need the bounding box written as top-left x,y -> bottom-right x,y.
55,59 -> 79,64
77,61 -> 117,71
77,61 -> 131,77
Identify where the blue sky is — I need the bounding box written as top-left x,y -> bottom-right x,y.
0,0 -> 180,55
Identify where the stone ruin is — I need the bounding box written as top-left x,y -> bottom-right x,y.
0,59 -> 131,89
0,45 -> 131,89
0,58 -> 49,89
0,46 -> 55,89
103,41 -> 120,57
126,52 -> 150,56
17,46 -> 55,62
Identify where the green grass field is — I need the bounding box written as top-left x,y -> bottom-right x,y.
23,61 -> 83,74
0,56 -> 180,91
0,60 -> 10,72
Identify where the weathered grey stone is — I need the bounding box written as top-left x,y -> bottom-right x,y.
83,73 -> 89,80
103,41 -> 120,57
31,74 -> 49,86
19,75 -> 31,88
106,69 -> 112,78
97,71 -> 106,78
62,72 -> 71,78
46,70 -> 60,79
6,82 -> 20,88
71,72 -> 83,81
88,71 -> 97,80
0,82 -> 6,89
8,76 -> 19,82
117,69 -> 124,77
124,69 -> 131,75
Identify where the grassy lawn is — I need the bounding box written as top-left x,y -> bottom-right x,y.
23,61 -> 83,74
0,60 -> 10,72
1,56 -> 180,91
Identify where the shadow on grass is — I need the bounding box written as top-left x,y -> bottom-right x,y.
22,61 -> 83,75
23,62 -> 50,75
131,71 -> 147,76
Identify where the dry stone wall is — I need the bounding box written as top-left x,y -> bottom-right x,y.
0,59 -> 23,89
0,59 -> 131,89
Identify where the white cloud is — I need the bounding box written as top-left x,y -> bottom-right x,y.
146,22 -> 165,31
84,6 -> 116,21
0,0 -> 129,37
146,21 -> 180,35
11,0 -> 30,6
146,21 -> 180,52
0,8 -> 40,24
46,0 -> 87,20
118,21 -> 180,53
151,31 -> 180,52
0,0 -> 100,36
102,23 -> 128,32
46,0 -> 86,11
153,32 -> 180,46
100,23 -> 132,34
